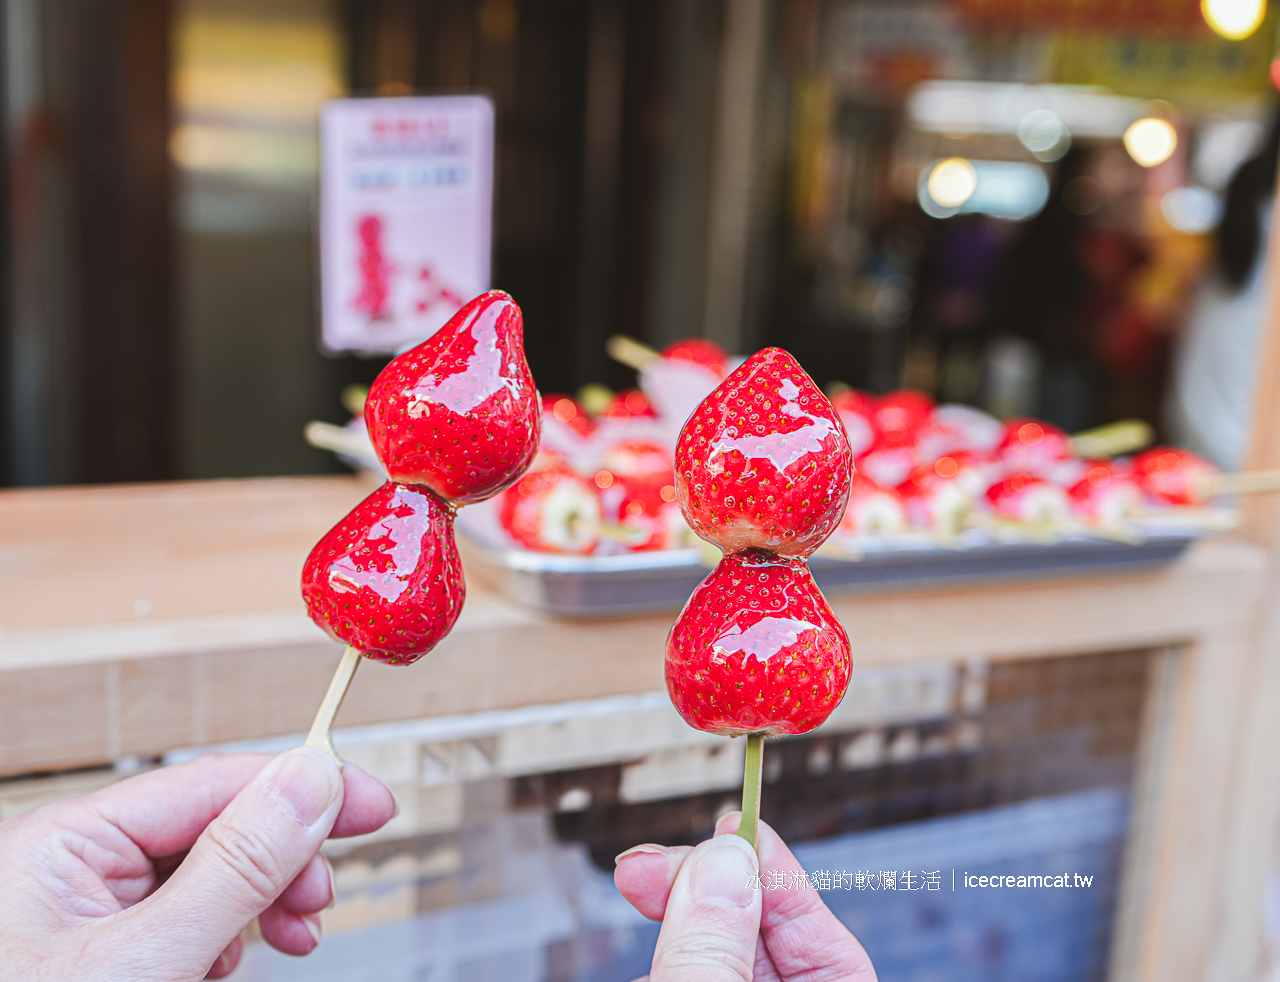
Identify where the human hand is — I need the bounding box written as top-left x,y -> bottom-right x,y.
0,747 -> 395,981
614,812 -> 877,982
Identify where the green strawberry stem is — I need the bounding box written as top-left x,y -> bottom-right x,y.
305,645 -> 362,765
737,732 -> 764,848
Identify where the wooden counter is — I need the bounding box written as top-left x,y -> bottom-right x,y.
0,474 -> 1277,982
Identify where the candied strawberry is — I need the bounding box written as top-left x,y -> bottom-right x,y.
500,463 -> 603,554
601,440 -> 672,483
665,550 -> 851,736
831,389 -> 876,457
856,442 -> 917,489
1133,446 -> 1218,506
302,482 -> 464,665
838,472 -> 908,537
616,477 -> 684,551
675,347 -> 853,557
662,338 -> 729,377
365,291 -> 541,504
897,464 -> 971,535
986,472 -> 1071,524
998,418 -> 1071,473
601,389 -> 658,418
543,394 -> 594,437
873,390 -> 934,448
1069,461 -> 1143,524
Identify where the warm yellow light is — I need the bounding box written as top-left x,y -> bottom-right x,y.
927,158 -> 978,209
1201,0 -> 1266,39
1124,118 -> 1177,168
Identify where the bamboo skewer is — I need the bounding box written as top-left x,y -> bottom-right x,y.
305,645 -> 362,765
1067,418 -> 1154,458
1201,468 -> 1280,498
605,334 -> 660,371
737,733 -> 765,849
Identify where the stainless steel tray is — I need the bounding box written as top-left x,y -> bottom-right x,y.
456,513 -> 1202,618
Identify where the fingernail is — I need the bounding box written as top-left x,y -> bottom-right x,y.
689,834 -> 758,908
325,858 -> 337,909
615,844 -> 670,865
211,953 -> 229,976
390,788 -> 400,820
303,915 -> 322,949
265,747 -> 342,827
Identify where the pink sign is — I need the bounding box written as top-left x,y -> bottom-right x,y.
319,95 -> 494,353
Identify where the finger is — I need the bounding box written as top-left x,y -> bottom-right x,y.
85,753 -> 394,857
204,932 -> 244,979
259,904 -> 323,956
121,746 -> 344,974
714,813 -> 876,980
648,834 -> 761,982
277,853 -> 335,915
614,844 -> 694,920
330,762 -> 397,839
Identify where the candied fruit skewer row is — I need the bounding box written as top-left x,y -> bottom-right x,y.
667,347 -> 854,848
300,292 -> 541,764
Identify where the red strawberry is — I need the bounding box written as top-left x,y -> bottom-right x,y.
839,472 -> 908,537
499,463 -> 603,554
665,550 -> 851,736
873,389 -> 934,447
897,464 -> 971,535
675,347 -> 853,557
662,338 -> 729,377
1069,461 -> 1143,523
616,478 -> 684,551
997,418 -> 1070,473
543,394 -> 595,437
302,482 -> 464,665
831,389 -> 876,457
986,472 -> 1071,524
1133,446 -> 1218,506
601,389 -> 658,419
365,291 -> 541,505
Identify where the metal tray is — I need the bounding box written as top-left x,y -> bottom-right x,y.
456,513 -> 1202,618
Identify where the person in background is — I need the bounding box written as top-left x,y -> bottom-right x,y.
1167,108 -> 1280,470
0,746 -> 874,981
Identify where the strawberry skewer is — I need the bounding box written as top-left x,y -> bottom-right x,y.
301,292 -> 541,762
668,347 -> 853,846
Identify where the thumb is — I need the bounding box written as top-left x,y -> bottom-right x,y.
126,747 -> 344,972
649,834 -> 761,982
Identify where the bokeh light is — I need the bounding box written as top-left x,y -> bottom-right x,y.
927,158 -> 979,209
1124,118 -> 1178,167
1201,0 -> 1266,39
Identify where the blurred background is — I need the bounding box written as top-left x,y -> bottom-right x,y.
5,3 -> 1280,982
2,0 -> 1277,487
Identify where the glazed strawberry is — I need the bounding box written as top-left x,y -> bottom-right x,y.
365,291 -> 541,504
998,418 -> 1071,474
662,338 -> 729,377
856,442 -> 917,489
602,389 -> 658,419
986,472 -> 1071,524
897,464 -> 971,536
500,463 -> 603,554
302,482 -> 464,665
675,348 -> 853,557
1133,446 -> 1218,506
838,472 -> 908,537
616,478 -> 684,551
543,394 -> 594,437
666,550 -> 851,736
831,389 -> 876,457
874,390 -> 934,448
1069,461 -> 1143,524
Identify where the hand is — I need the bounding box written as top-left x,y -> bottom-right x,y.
0,747 -> 395,981
614,812 -> 877,982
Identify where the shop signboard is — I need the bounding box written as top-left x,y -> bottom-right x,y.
319,95 -> 495,354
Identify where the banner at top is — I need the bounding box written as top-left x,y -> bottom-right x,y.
319,95 -> 494,355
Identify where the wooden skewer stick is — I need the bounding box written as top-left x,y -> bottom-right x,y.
737,733 -> 765,849
1201,468 -> 1280,498
305,645 -> 362,765
304,420 -> 377,461
605,334 -> 660,371
1067,418 -> 1153,459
